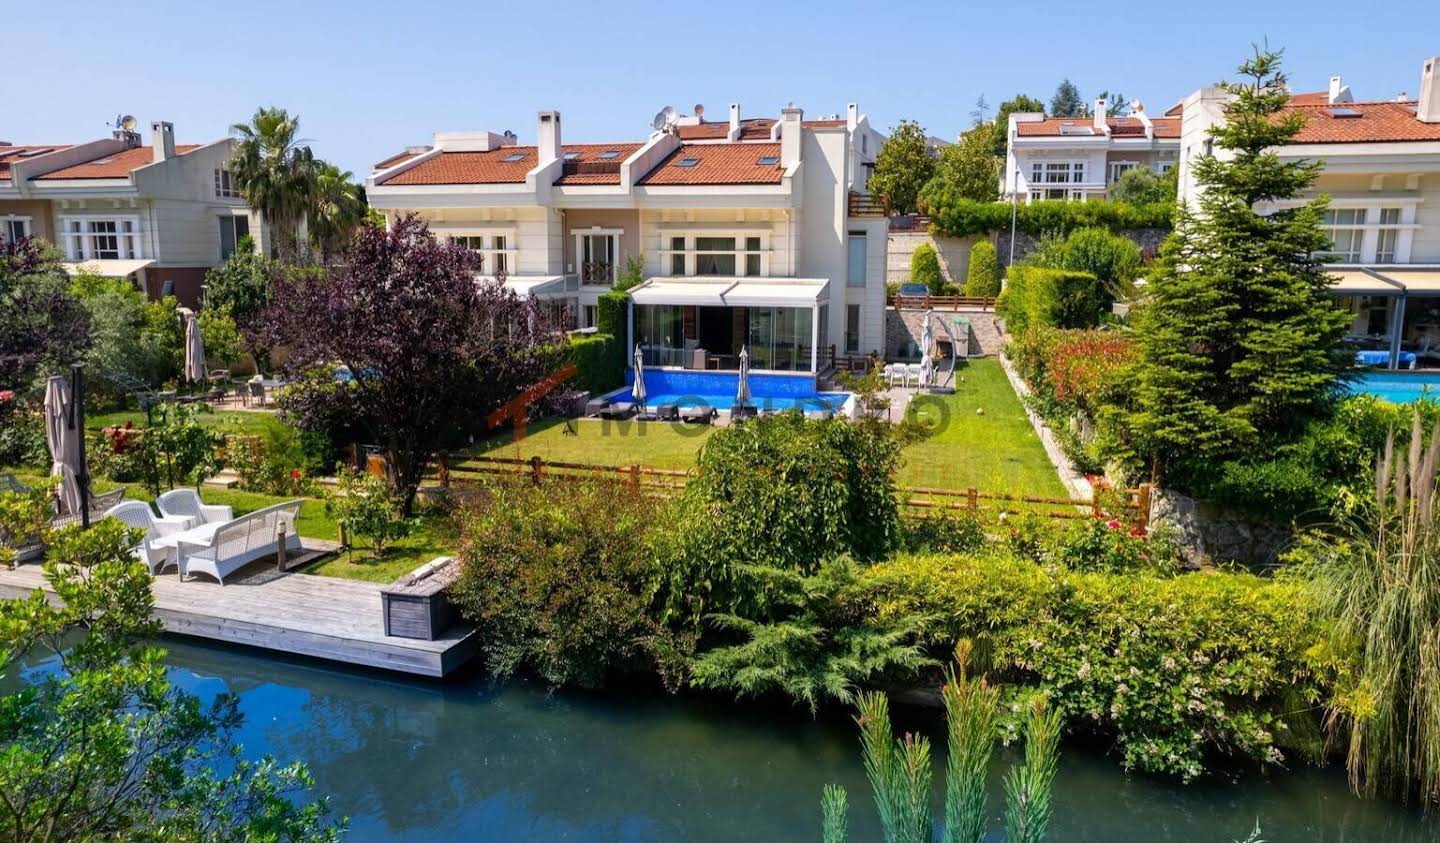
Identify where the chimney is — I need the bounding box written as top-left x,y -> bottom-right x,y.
1328,75 -> 1354,104
151,121 -> 175,162
1093,99 -> 1107,131
536,110 -> 561,163
846,102 -> 859,131
780,103 -> 803,167
727,103 -> 741,141
1420,57 -> 1440,123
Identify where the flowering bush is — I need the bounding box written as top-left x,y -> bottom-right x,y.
1044,331 -> 1136,414
224,433 -> 317,497
325,468 -> 412,558
89,423 -> 147,483
1008,514 -> 1181,576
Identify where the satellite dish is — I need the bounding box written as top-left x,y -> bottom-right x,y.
694,103 -> 705,119
651,105 -> 677,132
120,114 -> 138,131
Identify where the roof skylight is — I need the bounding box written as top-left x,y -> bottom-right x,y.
501,152 -> 526,162
597,150 -> 620,159
757,155 -> 780,166
1329,107 -> 1362,118
563,151 -> 580,160
675,157 -> 700,167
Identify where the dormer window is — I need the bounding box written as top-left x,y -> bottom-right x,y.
501,152 -> 526,163
757,155 -> 779,166
675,157 -> 700,168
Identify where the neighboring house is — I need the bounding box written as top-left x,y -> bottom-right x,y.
0,122 -> 262,306
367,102 -> 889,375
1002,96 -> 1180,202
1177,56 -> 1440,370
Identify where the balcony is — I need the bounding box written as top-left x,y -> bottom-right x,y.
847,191 -> 888,217
578,261 -> 615,287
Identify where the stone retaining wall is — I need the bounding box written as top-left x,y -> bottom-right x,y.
995,227 -> 1169,268
887,229 -> 987,285
884,307 -> 1004,360
1148,488 -> 1293,568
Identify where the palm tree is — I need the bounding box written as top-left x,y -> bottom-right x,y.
229,107 -> 317,262
309,162 -> 366,264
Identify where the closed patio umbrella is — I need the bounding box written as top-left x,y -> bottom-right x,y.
632,344 -> 647,412
919,310 -> 935,389
44,375 -> 83,515
736,346 -> 752,406
183,308 -> 207,384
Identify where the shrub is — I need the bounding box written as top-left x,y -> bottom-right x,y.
597,289 -> 631,378
910,243 -> 945,294
1043,330 -> 1136,414
997,266 -> 1105,335
1109,167 -> 1177,206
1026,227 -> 1141,303
89,423 -> 147,483
897,510 -> 986,555
326,468 -> 413,558
0,406 -> 49,469
926,196 -> 1174,239
662,413 -> 903,623
140,402 -> 220,493
450,479 -> 690,690
1008,515 -> 1181,576
224,430 -> 318,497
863,552 -> 1328,780
964,241 -> 1001,298
569,333 -> 623,395
0,486 -> 53,567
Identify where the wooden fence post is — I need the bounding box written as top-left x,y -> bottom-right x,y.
529,455 -> 543,485
276,520 -> 289,572
1134,483 -> 1152,532
629,464 -> 640,492
437,453 -> 450,488
966,487 -> 978,516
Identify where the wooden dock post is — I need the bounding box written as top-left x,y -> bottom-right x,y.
529,455 -> 544,485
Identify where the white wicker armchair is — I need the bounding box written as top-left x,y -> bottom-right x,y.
102,500 -> 180,575
156,488 -> 233,530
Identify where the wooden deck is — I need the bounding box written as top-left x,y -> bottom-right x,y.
0,557 -> 480,679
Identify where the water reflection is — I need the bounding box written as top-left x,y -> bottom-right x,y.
24,639 -> 1435,842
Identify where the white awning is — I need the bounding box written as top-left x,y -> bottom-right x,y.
499,275 -> 566,298
1329,269 -> 1403,296
630,276 -> 830,308
630,278 -> 737,306
722,278 -> 830,307
61,259 -> 155,278
1380,269 -> 1440,296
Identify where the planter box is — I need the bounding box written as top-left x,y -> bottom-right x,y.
381,556 -> 461,641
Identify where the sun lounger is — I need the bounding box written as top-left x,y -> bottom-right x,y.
655,403 -> 679,421
681,406 -> 717,424
585,396 -> 612,416
600,402 -> 637,419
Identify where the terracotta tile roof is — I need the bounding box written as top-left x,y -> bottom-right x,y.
1016,116 -> 1180,139
676,117 -> 845,141
637,142 -> 784,186
1282,100 -> 1440,144
37,144 -> 202,179
1163,101 -> 1184,117
380,143 -> 644,186
553,143 -> 643,185
0,144 -> 75,180
1288,91 -> 1331,106
374,149 -> 427,170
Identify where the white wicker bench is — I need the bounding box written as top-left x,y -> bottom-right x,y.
176,500 -> 304,585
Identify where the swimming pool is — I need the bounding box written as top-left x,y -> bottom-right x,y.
1348,371 -> 1440,403
609,369 -> 852,413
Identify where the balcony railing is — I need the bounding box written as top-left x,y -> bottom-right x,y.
848,191 -> 888,217
579,261 -> 614,286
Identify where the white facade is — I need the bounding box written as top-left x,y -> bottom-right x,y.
367,103 -> 889,373
1003,97 -> 1181,202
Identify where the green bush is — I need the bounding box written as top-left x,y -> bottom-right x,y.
863,552 -> 1327,780
662,413 -> 903,623
326,467 -> 413,558
0,407 -> 49,469
964,241 -> 1001,298
1025,227 -> 1141,303
597,289 -> 630,379
1109,167 -> 1178,205
897,510 -> 986,555
451,479 -> 690,690
925,195 -> 1174,239
910,243 -> 945,294
569,333 -> 623,395
997,266 -> 1105,335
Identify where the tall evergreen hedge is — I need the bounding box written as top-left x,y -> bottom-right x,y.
996,266 -> 1105,336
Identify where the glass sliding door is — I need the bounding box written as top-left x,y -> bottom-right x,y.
636,305 -> 686,367
744,306 -> 816,372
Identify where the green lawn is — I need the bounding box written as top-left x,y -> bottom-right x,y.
87,405 -> 290,438
897,359 -> 1067,498
472,417 -> 715,469
4,469 -> 450,584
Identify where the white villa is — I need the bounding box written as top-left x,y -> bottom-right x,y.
365,103 -> 889,375
0,121 -> 262,307
1178,55 -> 1440,370
1002,97 -> 1180,202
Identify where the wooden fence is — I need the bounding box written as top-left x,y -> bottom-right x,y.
432,453 -> 1150,529
892,294 -> 997,311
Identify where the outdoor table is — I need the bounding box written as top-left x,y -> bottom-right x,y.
150,521 -> 225,579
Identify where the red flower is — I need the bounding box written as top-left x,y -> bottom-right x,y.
291,469 -> 301,479
1106,519 -> 1122,530
0,390 -> 13,402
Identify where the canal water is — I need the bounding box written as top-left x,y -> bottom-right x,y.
10,638 -> 1434,842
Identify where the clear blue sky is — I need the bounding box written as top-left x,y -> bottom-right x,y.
6,0 -> 1437,177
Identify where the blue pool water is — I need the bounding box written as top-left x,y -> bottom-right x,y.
1348,371 -> 1440,403
614,369 -> 851,412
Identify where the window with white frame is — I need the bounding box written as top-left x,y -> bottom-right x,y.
576,232 -> 617,284
218,214 -> 250,260
1376,208 -> 1402,263
450,233 -> 514,276
214,168 -> 240,199
1031,161 -> 1086,185
1108,161 -> 1137,183
847,232 -> 867,287
664,233 -> 768,276
1321,209 -> 1365,263
1312,206 -> 1415,265
60,216 -> 143,260
2,216 -> 31,243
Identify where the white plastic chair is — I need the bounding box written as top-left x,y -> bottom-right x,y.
904,364 -> 923,388
157,488 -> 233,530
102,500 -> 181,575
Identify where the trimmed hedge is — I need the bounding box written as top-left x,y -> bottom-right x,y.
964,241 -> 1001,297
924,192 -> 1174,239
569,333 -> 624,395
597,289 -> 630,384
997,265 -> 1106,335
910,243 -> 944,293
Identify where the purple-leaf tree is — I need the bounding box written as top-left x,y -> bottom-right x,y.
0,237 -> 91,393
264,213 -> 561,515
